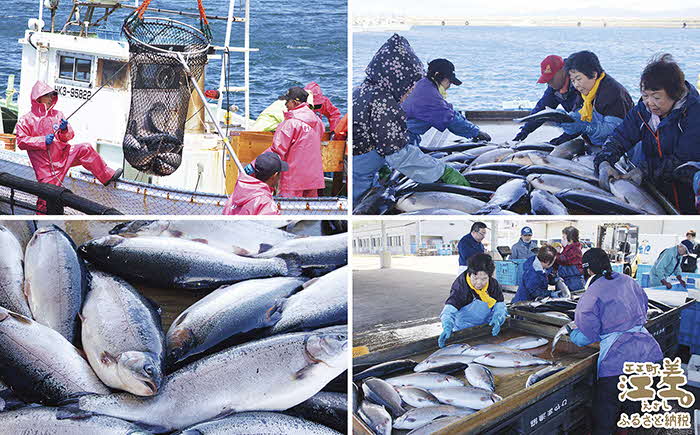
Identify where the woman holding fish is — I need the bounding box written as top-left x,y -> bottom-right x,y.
564,248 -> 662,435
438,254 -> 507,348
556,51 -> 634,150
595,54 -> 700,214
402,58 -> 492,145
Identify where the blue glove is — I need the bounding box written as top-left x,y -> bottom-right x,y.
438,311 -> 455,348
59,119 -> 69,131
559,111 -> 588,135
243,163 -> 255,175
45,134 -> 54,146
489,302 -> 507,336
569,328 -> 595,347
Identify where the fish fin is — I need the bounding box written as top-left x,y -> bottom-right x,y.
78,312 -> 85,322
212,409 -> 237,420
119,233 -> 139,239
169,230 -> 184,238
55,392 -> 99,408
142,295 -> 162,316
263,300 -> 286,326
23,281 -> 31,305
258,243 -> 275,254
100,351 -> 118,365
191,238 -> 209,244
55,406 -> 96,420
232,246 -> 251,256
294,363 -> 316,380
302,277 -> 320,289
8,312 -> 31,324
278,253 -> 302,277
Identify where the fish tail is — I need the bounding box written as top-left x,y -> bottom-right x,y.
277,253 -> 302,277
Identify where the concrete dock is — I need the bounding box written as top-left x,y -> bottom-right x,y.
353,255 -> 515,332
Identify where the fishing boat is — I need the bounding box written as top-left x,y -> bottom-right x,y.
0,0 -> 347,215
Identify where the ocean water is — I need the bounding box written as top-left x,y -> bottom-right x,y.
354,26 -> 700,110
0,0 -> 347,117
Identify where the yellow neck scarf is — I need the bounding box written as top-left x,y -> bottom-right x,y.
466,275 -> 496,308
579,72 -> 606,122
438,84 -> 448,99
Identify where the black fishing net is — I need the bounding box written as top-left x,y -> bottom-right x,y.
121,16 -> 210,176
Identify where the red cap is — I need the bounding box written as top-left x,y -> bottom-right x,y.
537,55 -> 565,84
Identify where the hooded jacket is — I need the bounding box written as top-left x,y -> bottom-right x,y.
269,104 -> 325,191
15,81 -> 76,181
223,174 -> 279,215
352,34 -> 425,157
305,82 -> 342,131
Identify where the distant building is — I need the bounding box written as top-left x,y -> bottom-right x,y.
353,220 -> 472,255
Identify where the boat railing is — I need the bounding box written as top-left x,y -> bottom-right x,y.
0,172 -> 122,215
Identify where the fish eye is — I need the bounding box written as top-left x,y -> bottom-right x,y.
144,365 -> 154,375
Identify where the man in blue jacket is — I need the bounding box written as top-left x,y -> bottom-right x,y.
513,245 -> 561,302
458,222 -> 487,274
513,55 -> 579,144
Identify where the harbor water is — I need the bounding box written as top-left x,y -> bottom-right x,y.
353,26 -> 700,110
1,0 -> 348,118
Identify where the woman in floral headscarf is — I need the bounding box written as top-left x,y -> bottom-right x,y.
352,34 -> 470,206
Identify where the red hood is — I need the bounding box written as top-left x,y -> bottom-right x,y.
283,103 -> 324,130
305,82 -> 325,100
30,81 -> 58,117
230,174 -> 274,206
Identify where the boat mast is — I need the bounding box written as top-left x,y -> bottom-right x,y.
215,0 -> 255,130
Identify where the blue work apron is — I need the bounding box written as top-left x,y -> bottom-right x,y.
453,299 -> 493,331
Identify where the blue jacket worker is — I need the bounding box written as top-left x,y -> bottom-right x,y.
458,222 -> 487,274
510,226 -> 537,260
402,59 -> 491,146
439,253 -> 508,348
557,51 -> 633,149
352,35 -> 470,204
648,241 -> 690,288
513,245 -> 562,302
513,55 -> 580,145
594,54 -> 700,214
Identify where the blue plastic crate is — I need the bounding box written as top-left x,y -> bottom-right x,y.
636,264 -> 653,281
495,261 -> 519,286
679,302 -> 700,353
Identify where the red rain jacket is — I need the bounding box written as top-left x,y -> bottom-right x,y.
223,174 -> 279,215
305,82 -> 341,131
15,81 -> 77,182
268,104 -> 325,192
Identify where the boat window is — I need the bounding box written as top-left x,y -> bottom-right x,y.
59,56 -> 75,79
58,54 -> 92,84
75,59 -> 91,82
97,59 -> 129,89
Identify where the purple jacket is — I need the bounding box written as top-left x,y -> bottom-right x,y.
401,77 -> 456,130
575,272 -> 662,377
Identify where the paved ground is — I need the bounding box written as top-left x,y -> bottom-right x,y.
353,254 -> 515,332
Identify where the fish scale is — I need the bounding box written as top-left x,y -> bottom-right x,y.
24,225 -> 87,344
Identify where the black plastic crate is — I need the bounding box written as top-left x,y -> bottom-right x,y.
483,370 -> 594,434
648,310 -> 681,357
